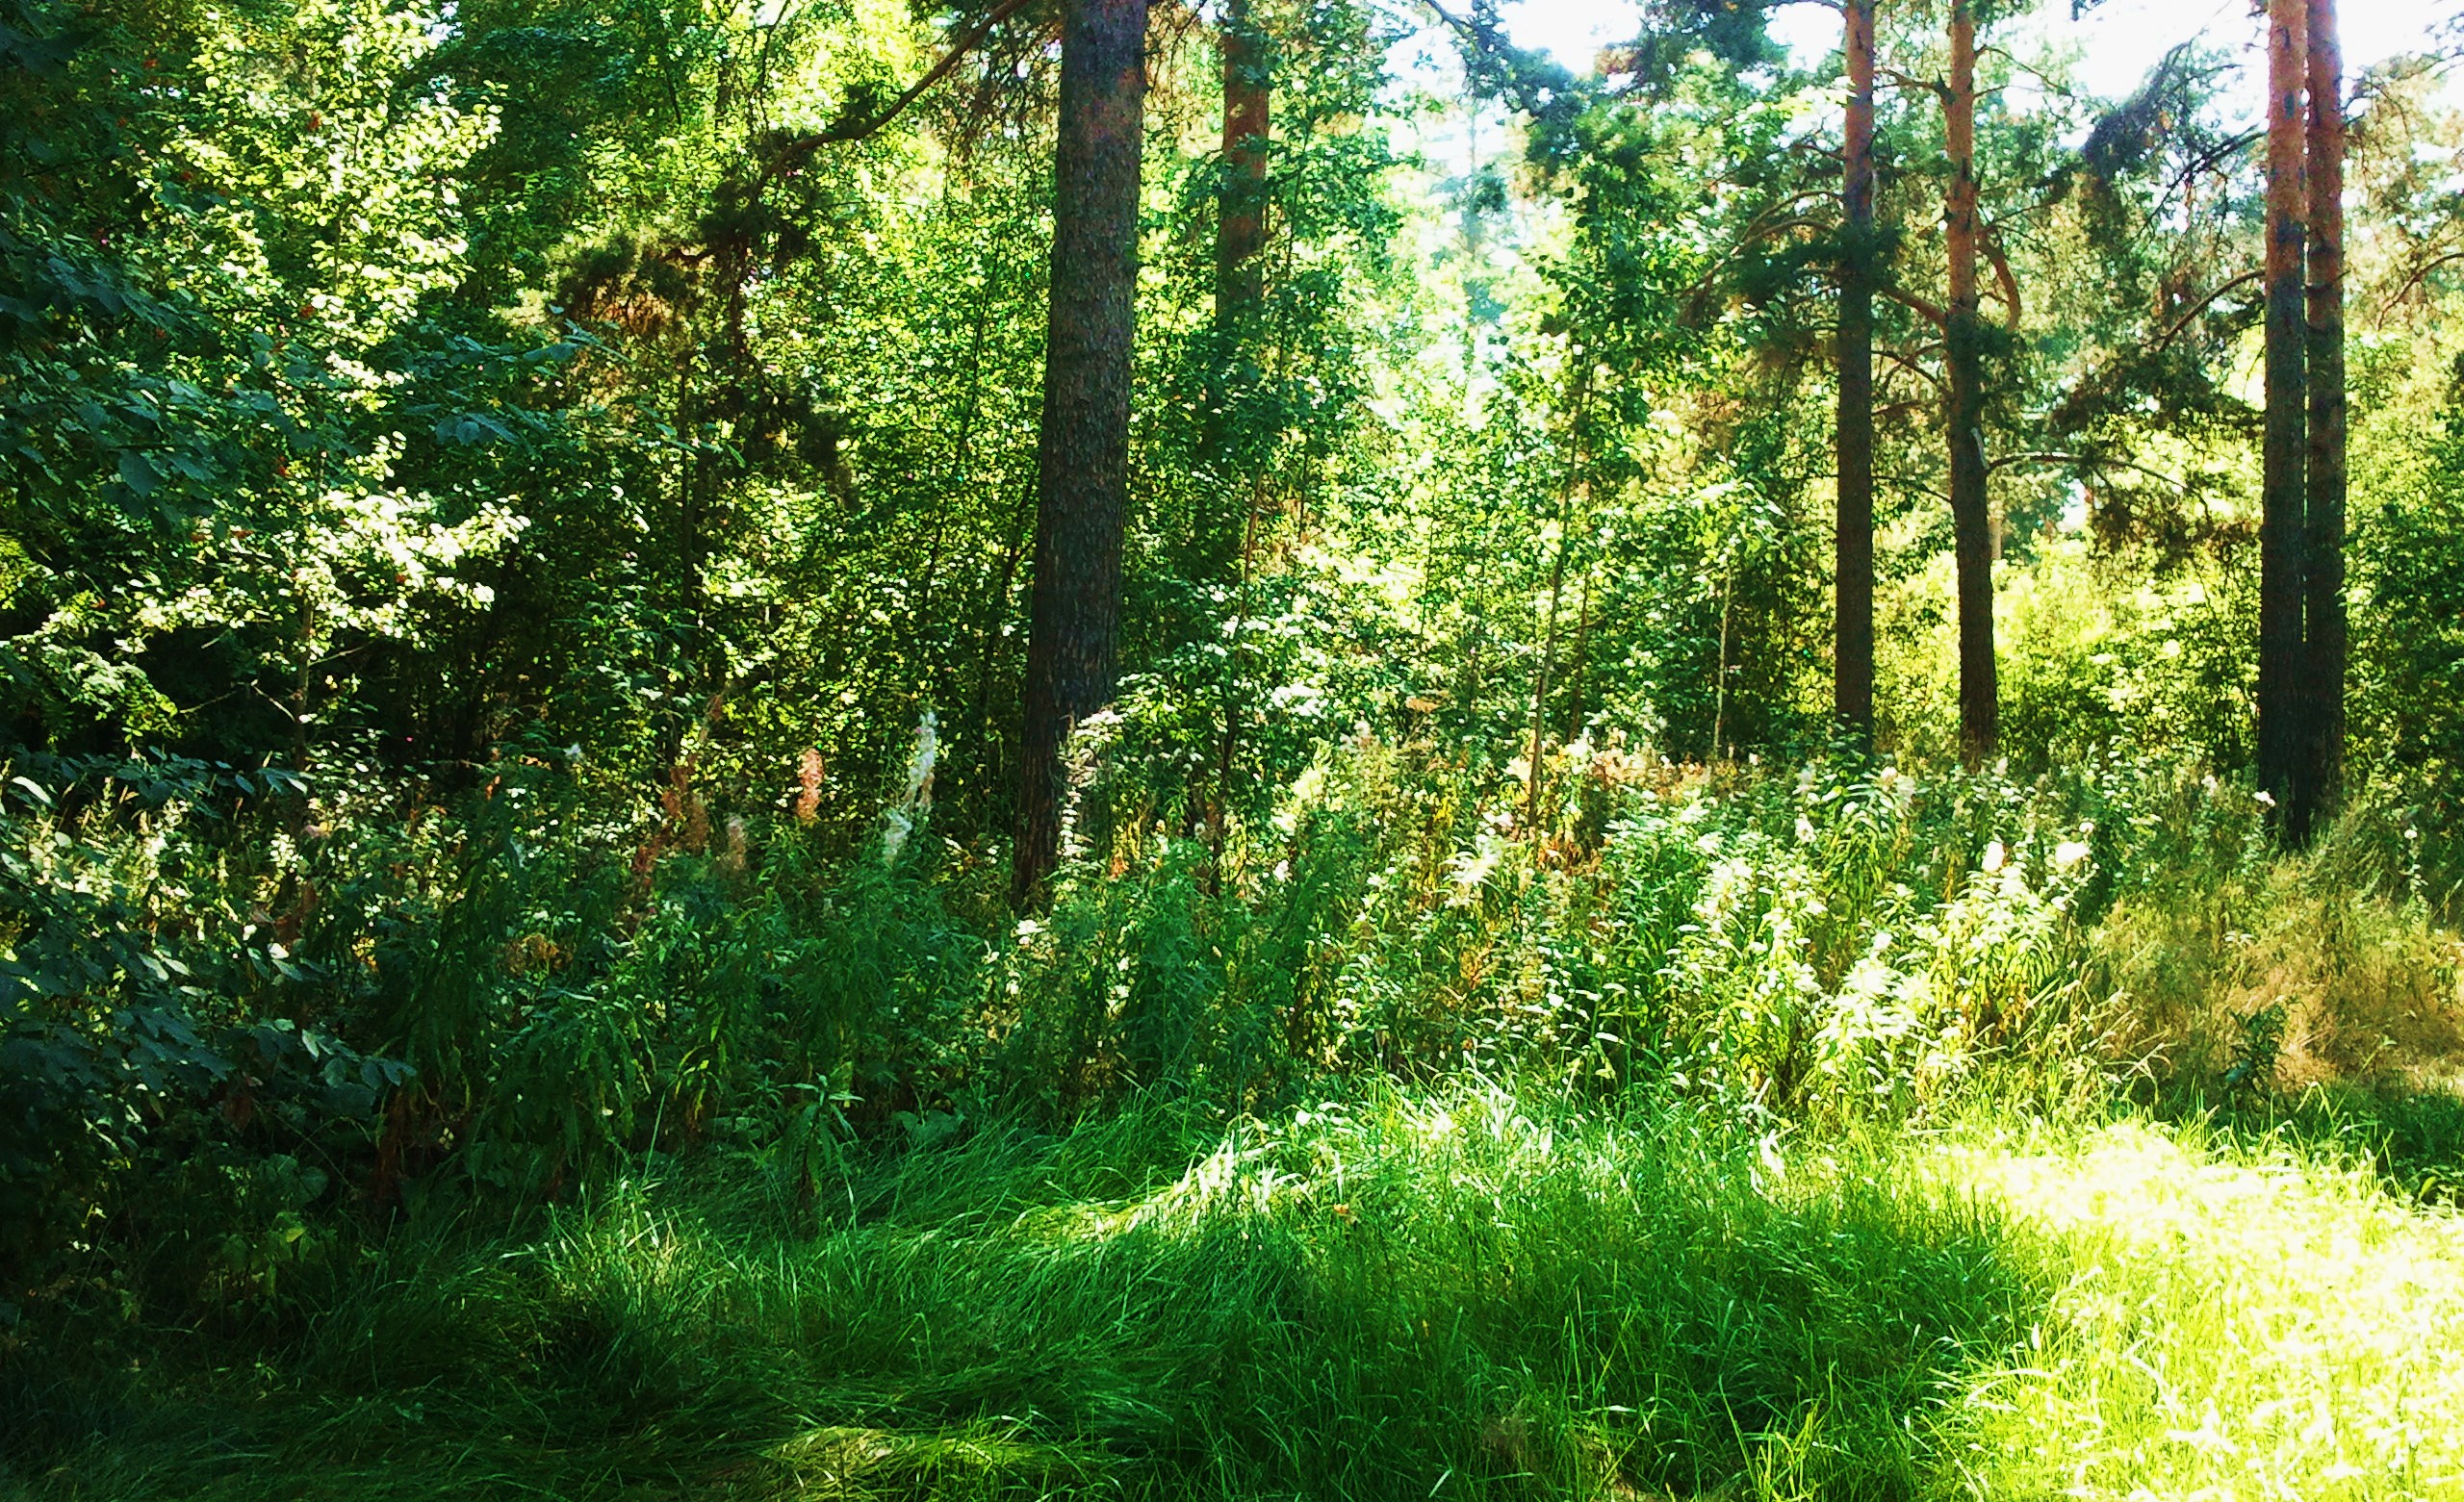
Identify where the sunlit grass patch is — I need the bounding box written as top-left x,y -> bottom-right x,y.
17,1084 -> 2464,1500
1942,1119 -> 2464,1500
761,1423 -> 1113,1500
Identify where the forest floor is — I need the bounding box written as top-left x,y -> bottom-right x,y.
13,1081 -> 2464,1501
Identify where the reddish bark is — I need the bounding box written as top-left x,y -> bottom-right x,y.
2257,0 -> 2310,817
1219,0 -> 1269,317
1945,3 -> 1996,766
1835,0 -> 1877,744
2297,0 -> 2346,841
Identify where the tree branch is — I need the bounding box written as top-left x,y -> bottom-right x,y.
1879,472 -> 1950,504
1683,202 -> 1840,308
1987,448 -> 2195,494
1419,0 -> 1573,119
1881,284 -> 1949,328
2377,246 -> 2464,326
766,0 -> 1037,172
2166,129 -> 2263,198
1877,66 -> 1946,101
2154,268 -> 2261,350
1881,346 -> 1944,392
1985,228 -> 2021,331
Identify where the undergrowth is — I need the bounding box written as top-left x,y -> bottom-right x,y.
13,1082 -> 2464,1499
10,742 -> 2464,1498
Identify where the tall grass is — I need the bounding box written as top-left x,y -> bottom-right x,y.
14,742 -> 2464,1498
15,1080 -> 2464,1499
6,1081 -> 2028,1499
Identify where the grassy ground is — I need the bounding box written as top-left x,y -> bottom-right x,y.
10,1081 -> 2464,1500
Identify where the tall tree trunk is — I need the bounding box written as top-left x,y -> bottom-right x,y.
1218,0 -> 1268,318
1197,0 -> 1268,543
2257,0 -> 2309,820
1201,0 -> 1270,853
1835,0 -> 1877,746
1013,0 -> 1149,904
2298,0 -> 2346,842
1944,3 -> 1996,767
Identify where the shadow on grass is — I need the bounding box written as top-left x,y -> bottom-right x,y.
2172,1078 -> 2464,1206
2,1094 -> 2056,1501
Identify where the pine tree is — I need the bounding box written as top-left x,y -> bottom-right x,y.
1014,0 -> 1152,902
1835,0 -> 1878,745
2297,0 -> 2346,841
2256,0 -> 2310,818
1944,0 -> 1997,765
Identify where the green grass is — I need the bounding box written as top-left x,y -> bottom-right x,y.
1950,1113 -> 2464,1499
10,1081 -> 2464,1500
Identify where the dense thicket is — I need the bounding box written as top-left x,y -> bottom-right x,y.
9,0 -> 2464,1456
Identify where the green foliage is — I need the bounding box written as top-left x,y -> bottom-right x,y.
2355,373 -> 2464,802
9,0 -> 2464,1489
0,754 -> 413,1281
20,1082 -> 2464,1499
4,1082 -> 2049,1498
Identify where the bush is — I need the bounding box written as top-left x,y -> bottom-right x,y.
0,754 -> 408,1294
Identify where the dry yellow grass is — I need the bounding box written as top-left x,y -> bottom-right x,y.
2093,853 -> 2464,1094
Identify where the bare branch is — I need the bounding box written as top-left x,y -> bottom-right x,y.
2376,246 -> 2464,326
1988,449 -> 2197,495
1984,230 -> 2021,332
1881,346 -> 1944,391
1879,471 -> 1950,504
1877,66 -> 1946,100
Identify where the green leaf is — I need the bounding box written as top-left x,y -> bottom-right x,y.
116,450 -> 157,496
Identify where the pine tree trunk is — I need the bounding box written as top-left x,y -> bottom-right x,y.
1013,0 -> 1149,904
1835,0 -> 1876,746
2257,0 -> 2309,820
2298,0 -> 2346,841
1219,0 -> 1269,318
1944,3 -> 1996,767
1200,6 -> 1269,861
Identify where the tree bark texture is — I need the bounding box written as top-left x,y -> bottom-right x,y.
1218,0 -> 1269,318
1013,0 -> 1149,904
1194,0 -> 1270,575
1198,4 -> 1270,860
1944,4 -> 1996,767
2298,0 -> 2346,841
2257,0 -> 2309,818
1835,0 -> 1877,745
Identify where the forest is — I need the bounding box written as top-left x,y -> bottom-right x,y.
9,0 -> 2464,1492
